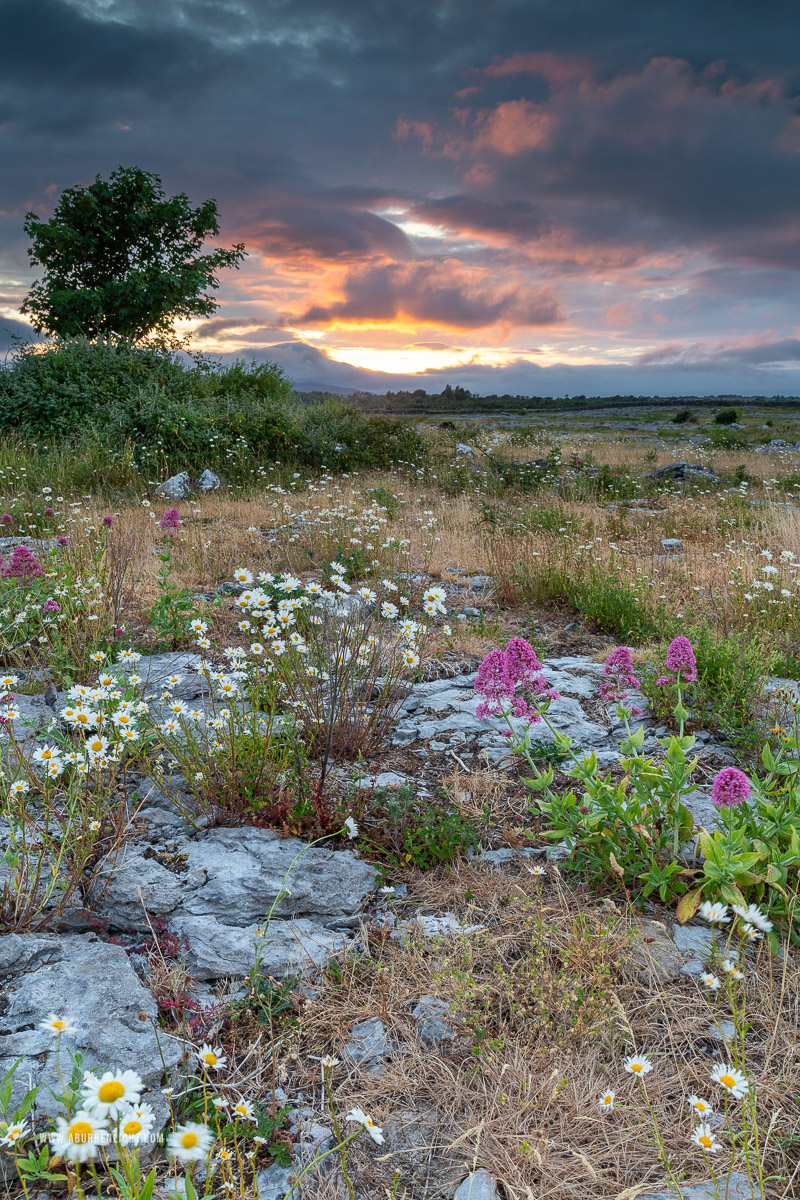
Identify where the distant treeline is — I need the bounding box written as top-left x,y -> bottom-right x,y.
294,383 -> 800,415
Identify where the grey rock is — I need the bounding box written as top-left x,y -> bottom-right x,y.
412,912 -> 485,938
682,788 -> 721,831
412,996 -> 456,1046
381,1106 -> 450,1186
0,692 -> 52,744
672,924 -> 716,959
195,469 -> 221,491
89,826 -> 376,980
356,771 -> 412,791
0,934 -> 183,1130
0,536 -> 58,555
706,1020 -> 736,1043
343,1018 -> 390,1065
256,1162 -> 298,1199
454,1170 -> 500,1199
455,443 -> 477,456
636,1173 -> 757,1199
133,651 -> 209,700
661,538 -> 684,553
631,919 -> 686,982
155,471 -> 192,499
646,461 -> 718,483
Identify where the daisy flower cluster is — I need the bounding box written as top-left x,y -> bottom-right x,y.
599,1052 -> 755,1171
223,562 -> 430,677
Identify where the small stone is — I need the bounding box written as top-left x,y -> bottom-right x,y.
706,1020 -> 736,1043
454,1170 -> 500,1199
455,443 -> 477,456
672,923 -> 716,959
155,471 -> 192,499
256,1162 -> 298,1199
660,538 -> 684,553
636,1173 -> 757,1199
343,1018 -> 390,1065
631,919 -> 686,982
411,996 -> 456,1046
195,469 -> 221,491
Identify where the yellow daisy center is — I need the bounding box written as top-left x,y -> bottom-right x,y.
630,1063 -> 643,1073
203,1053 -> 217,1065
123,1120 -> 142,1135
69,1121 -> 94,1143
720,1075 -> 736,1089
51,1020 -> 65,1030
603,1096 -> 612,1105
699,1134 -> 712,1148
98,1081 -> 125,1104
181,1132 -> 198,1149
235,1106 -> 246,1116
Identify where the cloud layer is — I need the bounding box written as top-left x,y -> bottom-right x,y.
2,1 -> 800,393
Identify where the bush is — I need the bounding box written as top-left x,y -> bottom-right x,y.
714,407 -> 740,425
0,339 -> 424,484
672,408 -> 695,423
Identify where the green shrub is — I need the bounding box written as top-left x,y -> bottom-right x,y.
0,340 -> 424,488
507,556 -> 664,642
714,407 -> 740,425
672,408 -> 695,423
639,624 -> 770,743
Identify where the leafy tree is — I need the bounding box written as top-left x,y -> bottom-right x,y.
21,166 -> 246,344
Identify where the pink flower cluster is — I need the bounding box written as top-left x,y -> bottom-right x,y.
656,635 -> 697,686
475,637 -> 560,724
711,768 -> 751,810
0,545 -> 44,579
600,646 -> 643,715
159,508 -> 181,535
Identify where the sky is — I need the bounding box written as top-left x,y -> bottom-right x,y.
2,0 -> 800,397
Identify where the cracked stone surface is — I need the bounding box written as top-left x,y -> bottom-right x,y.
88,825 -> 376,980
0,933 -> 183,1128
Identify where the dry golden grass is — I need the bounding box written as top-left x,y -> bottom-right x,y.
239,864 -> 800,1199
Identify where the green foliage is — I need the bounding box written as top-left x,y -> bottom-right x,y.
0,341 -> 423,487
527,729 -> 697,905
707,424 -> 748,449
508,555 -> 664,641
639,624 -> 770,743
367,784 -> 483,869
672,408 -> 695,423
714,407 -> 741,425
22,166 -> 246,343
145,543 -> 201,649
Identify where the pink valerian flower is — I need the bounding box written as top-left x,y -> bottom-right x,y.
0,546 -> 44,579
0,514 -> 12,526
663,636 -> 697,683
42,599 -> 60,614
711,768 -> 751,810
475,638 -> 560,725
43,507 -> 55,517
159,508 -> 181,534
102,515 -> 114,528
504,637 -> 544,685
57,536 -> 69,547
600,646 -> 641,702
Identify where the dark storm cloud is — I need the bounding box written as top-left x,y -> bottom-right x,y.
3,1 -> 800,393
298,261 -> 561,328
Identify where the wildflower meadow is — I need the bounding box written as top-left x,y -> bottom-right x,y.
1,394 -> 800,1200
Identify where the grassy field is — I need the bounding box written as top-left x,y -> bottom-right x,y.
2,397 -> 800,1199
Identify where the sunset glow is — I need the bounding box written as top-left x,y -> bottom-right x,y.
2,3 -> 800,396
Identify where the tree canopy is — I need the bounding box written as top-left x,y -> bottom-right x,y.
21,166 -> 246,344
